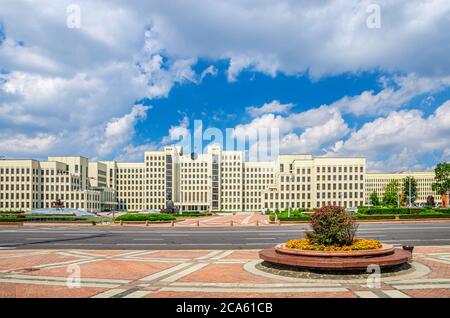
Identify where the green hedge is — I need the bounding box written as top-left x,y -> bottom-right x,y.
356,214 -> 396,220
179,211 -> 210,217
270,212 -> 450,222
399,214 -> 450,219
115,213 -> 176,222
0,217 -> 23,222
269,212 -> 311,222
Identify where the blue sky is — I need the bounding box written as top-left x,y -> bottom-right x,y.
0,1 -> 449,172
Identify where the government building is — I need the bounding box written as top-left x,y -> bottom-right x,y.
0,145 -> 439,212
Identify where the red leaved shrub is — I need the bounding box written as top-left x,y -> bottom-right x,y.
305,205 -> 358,246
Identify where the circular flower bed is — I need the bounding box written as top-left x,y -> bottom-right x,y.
285,238 -> 382,251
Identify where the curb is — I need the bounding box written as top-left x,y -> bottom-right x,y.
269,218 -> 450,225
0,222 -> 23,226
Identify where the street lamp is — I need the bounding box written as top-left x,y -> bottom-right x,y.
397,191 -> 401,209
408,175 -> 412,208
287,159 -> 303,218
288,175 -> 295,218
179,163 -> 183,215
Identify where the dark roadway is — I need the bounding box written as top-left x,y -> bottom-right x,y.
1,221 -> 450,250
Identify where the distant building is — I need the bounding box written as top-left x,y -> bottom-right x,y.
365,172 -> 438,204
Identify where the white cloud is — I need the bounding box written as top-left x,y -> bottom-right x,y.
0,133 -> 59,157
328,100 -> 450,171
0,0 -> 450,169
113,142 -> 160,162
232,102 -> 348,158
161,116 -> 191,145
279,111 -> 349,154
98,104 -> 150,157
331,74 -> 450,116
246,100 -> 294,117
117,0 -> 450,80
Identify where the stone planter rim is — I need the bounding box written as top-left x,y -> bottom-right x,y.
275,242 -> 395,258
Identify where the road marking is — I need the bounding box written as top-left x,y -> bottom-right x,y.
383,290 -> 411,298
25,238 -> 56,240
115,243 -> 168,246
122,290 -> 152,298
132,238 -> 164,241
424,257 -> 450,265
242,215 -> 252,225
393,283 -> 450,290
0,277 -> 121,289
91,289 -> 128,298
170,282 -> 343,288
246,237 -> 277,240
160,286 -> 348,293
355,291 -> 380,298
161,263 -> 209,282
3,274 -> 131,284
141,263 -> 193,282
389,278 -> 450,284
210,250 -> 234,260
52,243 -> 106,246
196,250 -> 224,260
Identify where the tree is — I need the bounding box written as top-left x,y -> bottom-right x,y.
382,180 -> 400,206
432,162 -> 450,208
369,191 -> 380,206
402,176 -> 417,205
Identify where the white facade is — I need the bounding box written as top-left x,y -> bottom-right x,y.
365,171 -> 439,204
0,146 -> 439,212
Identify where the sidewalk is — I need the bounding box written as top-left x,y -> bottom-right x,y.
19,213 -> 273,228
0,246 -> 449,298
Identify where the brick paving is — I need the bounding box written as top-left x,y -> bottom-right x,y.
0,246 -> 449,298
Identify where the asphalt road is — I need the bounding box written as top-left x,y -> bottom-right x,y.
1,222 -> 450,250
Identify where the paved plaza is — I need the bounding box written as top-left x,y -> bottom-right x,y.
0,246 -> 449,298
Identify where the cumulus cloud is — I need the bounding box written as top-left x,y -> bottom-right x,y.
246,100 -> 294,117
98,104 -> 150,157
0,133 -> 59,157
331,74 -> 450,116
0,0 -> 449,169
117,0 -> 450,80
327,100 -> 450,171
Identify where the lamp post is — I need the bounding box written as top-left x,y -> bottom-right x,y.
287,159 -> 302,218
179,163 -> 183,215
288,175 -> 294,218
408,175 -> 412,208
397,191 -> 401,209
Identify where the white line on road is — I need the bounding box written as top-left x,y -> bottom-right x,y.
116,243 -> 168,246
246,237 -> 277,240
25,238 -> 56,240
132,238 -> 164,241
